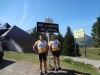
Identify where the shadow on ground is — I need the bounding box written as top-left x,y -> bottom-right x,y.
0,59 -> 15,70
47,69 -> 91,75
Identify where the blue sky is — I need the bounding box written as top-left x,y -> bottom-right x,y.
0,0 -> 100,36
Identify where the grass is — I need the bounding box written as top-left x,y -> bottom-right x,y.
79,47 -> 100,60
4,51 -> 38,64
61,58 -> 100,75
3,50 -> 100,75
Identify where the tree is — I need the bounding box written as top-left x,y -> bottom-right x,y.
91,16 -> 100,47
62,26 -> 75,56
31,27 -> 43,40
56,32 -> 64,55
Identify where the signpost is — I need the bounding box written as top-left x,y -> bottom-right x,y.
36,18 -> 59,67
36,22 -> 59,32
74,28 -> 86,58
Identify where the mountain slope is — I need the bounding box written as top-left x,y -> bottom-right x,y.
76,34 -> 92,47
26,28 -> 33,34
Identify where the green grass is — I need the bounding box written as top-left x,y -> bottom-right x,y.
61,58 -> 100,75
4,51 -> 38,64
4,50 -> 100,75
79,48 -> 100,60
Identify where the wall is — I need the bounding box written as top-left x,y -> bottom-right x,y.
8,38 -> 23,52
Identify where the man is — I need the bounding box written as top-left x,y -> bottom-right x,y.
49,34 -> 62,71
33,35 -> 48,75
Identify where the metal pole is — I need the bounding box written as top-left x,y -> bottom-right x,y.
84,34 -> 87,58
45,17 -> 51,67
47,32 -> 51,67
74,38 -> 77,56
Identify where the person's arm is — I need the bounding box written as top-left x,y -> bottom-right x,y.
49,42 -> 52,52
46,44 -> 49,51
58,40 -> 61,50
33,42 -> 37,54
58,42 -> 61,48
49,46 -> 52,52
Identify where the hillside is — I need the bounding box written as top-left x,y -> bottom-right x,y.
76,34 -> 93,47
26,28 -> 33,34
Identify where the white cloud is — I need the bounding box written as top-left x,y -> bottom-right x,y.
18,2 -> 28,26
23,3 -> 39,28
81,19 -> 96,26
24,2 -> 28,11
24,13 -> 36,28
81,22 -> 90,26
70,19 -> 96,28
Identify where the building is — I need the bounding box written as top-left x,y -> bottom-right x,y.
0,23 -> 36,53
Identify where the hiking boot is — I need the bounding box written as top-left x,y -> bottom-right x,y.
40,71 -> 43,75
57,67 -> 62,70
44,71 -> 47,74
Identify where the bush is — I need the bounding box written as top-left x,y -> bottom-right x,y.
64,58 -> 73,64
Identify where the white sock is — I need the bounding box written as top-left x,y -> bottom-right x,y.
58,66 -> 60,68
40,70 -> 42,72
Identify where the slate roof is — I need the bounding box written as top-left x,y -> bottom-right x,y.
0,23 -> 11,29
1,24 -> 36,52
0,29 -> 9,36
1,25 -> 35,38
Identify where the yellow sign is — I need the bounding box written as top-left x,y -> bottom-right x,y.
74,28 -> 84,38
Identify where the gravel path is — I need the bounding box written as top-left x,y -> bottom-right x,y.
0,59 -> 91,75
64,57 -> 100,69
0,59 -> 40,75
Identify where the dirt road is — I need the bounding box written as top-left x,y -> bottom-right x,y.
0,59 -> 91,75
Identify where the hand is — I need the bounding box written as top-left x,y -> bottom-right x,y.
58,48 -> 60,50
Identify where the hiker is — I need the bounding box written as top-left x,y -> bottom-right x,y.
49,34 -> 62,71
33,35 -> 48,75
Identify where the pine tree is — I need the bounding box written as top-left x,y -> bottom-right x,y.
31,27 -> 43,40
62,26 -> 75,56
91,16 -> 100,47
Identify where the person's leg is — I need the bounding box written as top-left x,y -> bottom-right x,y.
56,51 -> 62,70
53,56 -> 57,67
44,61 -> 47,74
56,51 -> 60,67
52,51 -> 57,71
43,53 -> 47,73
44,61 -> 47,70
57,57 -> 60,67
52,51 -> 57,67
39,61 -> 42,71
39,54 -> 43,75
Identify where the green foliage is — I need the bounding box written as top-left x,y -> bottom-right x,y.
80,48 -> 100,60
63,58 -> 96,73
91,16 -> 100,47
64,58 -> 85,66
31,27 -> 42,40
31,27 -> 48,40
64,58 -> 73,64
62,26 -> 75,56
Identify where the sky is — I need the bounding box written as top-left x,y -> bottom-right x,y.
0,0 -> 100,37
